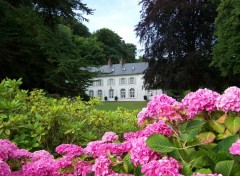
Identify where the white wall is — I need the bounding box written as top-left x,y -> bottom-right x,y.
86,74 -> 163,101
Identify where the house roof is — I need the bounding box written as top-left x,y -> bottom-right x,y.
89,62 -> 148,77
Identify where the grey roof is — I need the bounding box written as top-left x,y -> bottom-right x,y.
89,62 -> 148,77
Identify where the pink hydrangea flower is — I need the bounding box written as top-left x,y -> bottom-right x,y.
92,155 -> 113,176
142,120 -> 173,137
216,86 -> 240,112
56,144 -> 83,158
12,149 -> 32,159
182,88 -> 220,118
75,161 -> 92,176
229,139 -> 240,155
138,94 -> 188,125
0,159 -> 11,176
0,139 -> 18,160
141,156 -> 183,176
102,132 -> 119,143
130,137 -> 160,166
31,150 -> 54,162
84,140 -> 104,157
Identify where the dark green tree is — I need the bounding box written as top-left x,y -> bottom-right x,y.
212,0 -> 240,78
135,0 -> 225,91
93,28 -> 137,63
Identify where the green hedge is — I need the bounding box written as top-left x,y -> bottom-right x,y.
0,78 -> 139,153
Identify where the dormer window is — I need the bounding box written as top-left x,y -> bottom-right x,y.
123,68 -> 126,71
112,68 -> 115,72
132,67 -> 135,70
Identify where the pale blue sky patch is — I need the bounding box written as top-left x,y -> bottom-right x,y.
82,0 -> 144,57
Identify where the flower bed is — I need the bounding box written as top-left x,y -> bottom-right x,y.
1,87 -> 240,175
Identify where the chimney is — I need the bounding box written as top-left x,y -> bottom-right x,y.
108,58 -> 112,66
119,58 -> 124,65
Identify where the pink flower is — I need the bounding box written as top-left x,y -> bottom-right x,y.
0,159 -> 11,176
75,161 -> 92,176
130,137 -> 160,166
12,149 -> 32,159
216,86 -> 240,112
142,120 -> 173,137
141,156 -> 183,176
92,155 -> 113,176
0,139 -> 18,160
182,88 -> 220,118
229,139 -> 240,155
56,144 -> 83,158
102,132 -> 119,143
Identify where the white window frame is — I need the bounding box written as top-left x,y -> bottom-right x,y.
89,90 -> 94,98
107,78 -> 115,86
119,78 -> 126,85
120,89 -> 126,98
129,77 -> 136,84
129,88 -> 135,98
109,89 -> 114,98
97,90 -> 102,97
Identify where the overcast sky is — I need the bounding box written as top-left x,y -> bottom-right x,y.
82,0 -> 143,56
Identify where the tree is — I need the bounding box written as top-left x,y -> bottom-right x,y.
212,0 -> 240,78
135,0 -> 224,91
93,28 -> 137,63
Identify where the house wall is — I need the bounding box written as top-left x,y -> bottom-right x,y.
86,73 -> 163,101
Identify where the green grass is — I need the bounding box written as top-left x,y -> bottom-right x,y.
96,101 -> 148,111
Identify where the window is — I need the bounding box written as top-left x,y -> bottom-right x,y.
129,77 -> 136,84
97,90 -> 102,97
107,78 -> 115,85
120,89 -> 126,98
109,89 -> 114,98
129,88 -> 135,98
119,78 -> 126,85
89,90 -> 94,98
95,79 -> 103,86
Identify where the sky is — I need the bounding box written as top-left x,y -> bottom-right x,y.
82,0 -> 143,57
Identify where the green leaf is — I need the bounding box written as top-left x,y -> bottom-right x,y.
186,120 -> 206,130
215,160 -> 234,176
205,150 -> 229,164
225,116 -> 240,134
198,132 -> 216,144
214,135 -> 239,152
180,162 -> 193,176
196,168 -> 212,174
209,120 -> 225,133
146,134 -> 176,153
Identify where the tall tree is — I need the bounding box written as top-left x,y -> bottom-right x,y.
93,28 -> 137,63
136,0 -> 224,91
212,0 -> 240,78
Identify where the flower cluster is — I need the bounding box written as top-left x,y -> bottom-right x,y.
215,86 -> 240,112
229,139 -> 240,155
138,94 -> 189,125
182,88 -> 220,118
141,156 -> 183,176
102,132 -> 119,143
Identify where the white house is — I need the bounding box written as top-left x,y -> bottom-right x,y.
86,59 -> 163,101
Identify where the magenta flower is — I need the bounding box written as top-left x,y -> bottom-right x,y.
0,139 -> 18,160
141,156 -> 183,176
182,88 -> 220,118
56,144 -> 83,158
102,132 -> 119,143
142,120 -> 173,137
92,155 -> 113,176
0,159 -> 11,176
130,137 -> 160,166
216,86 -> 240,113
229,139 -> 240,155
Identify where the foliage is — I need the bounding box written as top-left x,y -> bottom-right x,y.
0,78 -> 138,152
135,0 -> 227,91
1,79 -> 240,175
212,0 -> 240,78
93,28 -> 137,63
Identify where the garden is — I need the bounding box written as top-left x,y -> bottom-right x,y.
0,78 -> 240,176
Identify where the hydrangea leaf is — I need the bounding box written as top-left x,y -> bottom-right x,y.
198,132 -> 216,144
225,116 -> 240,134
215,160 -> 234,176
209,120 -> 225,134
146,134 -> 177,153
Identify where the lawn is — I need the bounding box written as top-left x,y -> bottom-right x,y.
96,101 -> 148,111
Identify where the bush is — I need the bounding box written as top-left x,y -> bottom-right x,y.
0,78 -> 138,152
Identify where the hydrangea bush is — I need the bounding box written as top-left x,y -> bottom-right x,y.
1,87 -> 240,175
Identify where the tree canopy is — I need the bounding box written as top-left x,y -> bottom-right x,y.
0,0 -> 137,97
136,0 -> 226,92
212,0 -> 240,77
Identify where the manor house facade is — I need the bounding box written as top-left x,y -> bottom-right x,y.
85,59 -> 162,101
